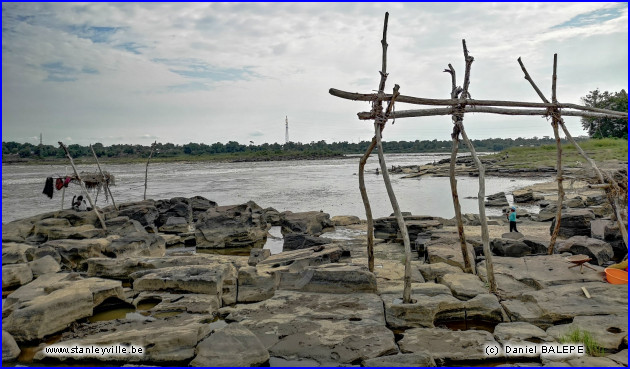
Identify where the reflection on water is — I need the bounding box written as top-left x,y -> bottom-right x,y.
264,226 -> 284,254
2,154 -> 550,224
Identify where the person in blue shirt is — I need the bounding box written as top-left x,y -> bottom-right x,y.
507,206 -> 518,232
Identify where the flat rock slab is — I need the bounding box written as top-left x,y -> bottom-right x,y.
363,352 -> 436,367
87,254 -> 247,281
3,273 -> 123,342
190,323 -> 269,367
257,245 -> 344,272
546,315 -> 628,351
417,262 -> 464,282
2,263 -> 33,289
2,242 -> 34,265
606,349 -> 628,366
399,328 -> 503,365
278,263 -> 376,294
226,291 -> 396,364
438,273 -> 489,300
426,242 -> 476,272
133,292 -> 221,315
44,238 -> 111,270
383,292 -> 504,329
556,236 -> 614,266
104,232 -> 166,258
35,314 -> 212,363
2,330 -> 20,362
501,282 -> 627,329
133,264 -> 237,306
493,322 -> 555,344
477,254 -> 604,295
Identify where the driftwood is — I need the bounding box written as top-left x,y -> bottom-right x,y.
59,142 -> 107,230
90,144 -> 118,210
144,141 -> 156,201
548,54 -> 564,254
329,89 -> 628,118
356,107 -> 623,120
444,63 -> 473,274
517,57 -> 628,251
359,137 -> 377,272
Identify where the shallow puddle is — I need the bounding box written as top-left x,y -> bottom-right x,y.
263,226 -> 284,254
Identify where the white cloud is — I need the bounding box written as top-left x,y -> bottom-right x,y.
2,3 -> 627,145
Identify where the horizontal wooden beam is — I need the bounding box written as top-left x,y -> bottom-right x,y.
330,88 -> 628,118
357,106 -> 626,120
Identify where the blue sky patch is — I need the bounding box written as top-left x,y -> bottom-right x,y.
117,42 -> 143,55
41,62 -> 98,82
167,81 -> 211,92
67,25 -> 120,43
552,4 -> 626,29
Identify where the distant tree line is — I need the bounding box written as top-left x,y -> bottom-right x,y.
2,136 -> 589,161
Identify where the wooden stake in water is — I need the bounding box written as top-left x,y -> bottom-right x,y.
144,141 -> 156,201
90,144 -> 118,210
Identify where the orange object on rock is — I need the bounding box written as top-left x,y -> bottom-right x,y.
604,268 -> 628,285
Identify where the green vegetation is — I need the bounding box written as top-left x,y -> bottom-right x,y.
484,138 -> 627,169
581,89 -> 628,139
559,327 -> 604,356
2,136 -> 587,164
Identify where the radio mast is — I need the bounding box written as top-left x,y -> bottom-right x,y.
285,116 -> 289,144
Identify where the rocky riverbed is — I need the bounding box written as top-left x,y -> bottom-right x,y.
2,183 -> 627,367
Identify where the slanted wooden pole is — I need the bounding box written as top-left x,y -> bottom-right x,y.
58,142 -> 107,230
549,54 -> 564,254
144,141 -> 156,201
359,137 -> 377,272
90,144 -> 118,210
444,63 -> 473,274
60,166 -> 67,210
454,40 -> 495,292
518,56 -> 628,251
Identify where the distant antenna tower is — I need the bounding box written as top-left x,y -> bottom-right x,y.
285,116 -> 289,144
39,133 -> 42,146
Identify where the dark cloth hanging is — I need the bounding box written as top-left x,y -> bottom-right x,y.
64,176 -> 71,187
55,178 -> 64,191
43,177 -> 54,198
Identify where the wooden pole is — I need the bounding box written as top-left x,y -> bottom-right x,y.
144,141 -> 156,201
359,137 -> 377,272
444,63 -> 473,274
90,144 -> 118,210
455,40 -> 495,292
329,88 -> 628,118
517,56 -> 628,251
58,142 -> 107,230
60,166 -> 67,210
549,54 -> 564,254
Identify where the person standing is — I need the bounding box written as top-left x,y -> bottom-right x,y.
507,206 -> 518,232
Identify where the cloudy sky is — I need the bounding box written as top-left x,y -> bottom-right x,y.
2,2 -> 627,146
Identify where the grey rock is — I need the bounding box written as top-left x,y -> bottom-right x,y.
500,282 -> 627,329
417,262 -> 463,282
2,242 -> 34,265
546,315 -> 628,351
591,219 -> 626,261
493,322 -> 554,344
374,215 -> 443,242
104,232 -> 166,258
44,238 -> 110,271
491,238 -> 546,257
486,192 -> 509,207
399,328 -> 503,365
278,263 -> 377,294
237,266 -> 278,303
3,273 -> 123,342
363,352 -> 436,367
118,203 -> 160,231
513,189 -> 536,203
226,291 -> 396,364
248,248 -> 271,266
280,210 -> 334,236
426,242 -> 476,272
28,255 -> 61,277
190,323 -> 269,367
133,292 -> 220,315
549,209 -> 595,238
556,236 -> 614,266
331,215 -> 361,226
2,330 -> 20,362
35,314 -> 212,363
2,263 -> 33,289
261,207 -> 281,226
438,273 -> 488,300
283,233 -> 333,251
157,216 -> 189,234
133,264 -> 237,306
195,202 -> 268,249
606,349 -> 628,366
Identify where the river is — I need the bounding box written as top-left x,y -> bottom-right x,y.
2,153 -> 550,224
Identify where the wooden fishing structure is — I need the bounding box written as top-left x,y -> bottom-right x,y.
330,13 -> 628,300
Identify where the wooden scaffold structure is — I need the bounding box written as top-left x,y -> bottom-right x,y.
330,13 -> 628,302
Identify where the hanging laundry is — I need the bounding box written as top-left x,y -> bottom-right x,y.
43,177 -> 54,199
64,176 -> 72,187
55,178 -> 64,191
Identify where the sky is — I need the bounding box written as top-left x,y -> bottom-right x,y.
2,2 -> 628,146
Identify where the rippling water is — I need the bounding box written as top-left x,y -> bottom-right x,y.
2,154 -> 550,224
